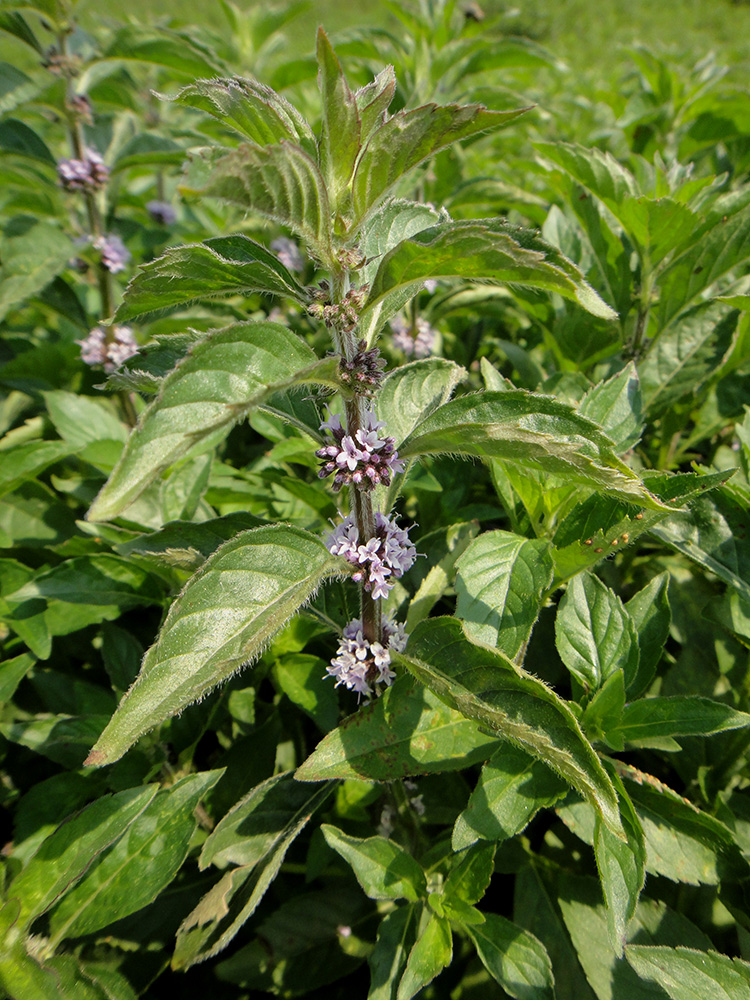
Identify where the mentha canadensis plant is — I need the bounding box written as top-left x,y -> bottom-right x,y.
7,21 -> 750,1000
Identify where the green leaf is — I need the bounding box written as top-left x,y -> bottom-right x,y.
397,911 -> 452,1000
406,521 -> 480,633
352,104 -> 529,228
201,771 -> 333,870
452,744 -> 567,851
103,24 -> 224,78
47,771 -> 223,943
624,573 -> 671,697
467,914 -> 555,1000
360,219 -> 616,342
5,554 -> 164,611
44,390 -> 128,450
317,28 -> 361,207
173,782 -> 335,969
639,301 -> 738,417
0,118 -> 53,160
0,217 -> 75,322
555,573 -> 640,692
116,512 -> 263,571
294,675 -> 498,783
656,203 -> 750,331
443,843 -> 495,905
550,469 -> 732,583
395,617 -> 623,836
274,652 -> 339,732
593,771 -> 646,955
579,364 -> 644,453
164,77 -> 316,156
87,322 -> 338,521
85,525 -> 341,767
189,143 -> 334,265
0,440 -> 75,499
376,357 -> 466,449
455,530 -> 554,660
7,786 -> 157,929
368,904 -> 421,1000
612,696 -> 750,746
322,824 -> 426,902
626,945 -> 750,1000
359,198 -> 440,286
114,235 -> 308,323
399,390 -> 671,510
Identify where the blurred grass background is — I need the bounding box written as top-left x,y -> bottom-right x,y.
72,0 -> 750,77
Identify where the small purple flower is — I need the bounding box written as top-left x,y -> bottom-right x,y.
77,324 -> 138,372
95,234 -> 131,274
57,148 -> 109,192
271,236 -> 305,273
326,615 -> 409,696
390,315 -> 436,358
315,408 -> 405,492
146,200 -> 177,226
324,511 -> 417,600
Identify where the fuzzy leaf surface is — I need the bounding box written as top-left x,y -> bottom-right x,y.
87,322 -> 338,521
399,390 -> 670,510
395,618 -> 622,835
455,530 -> 554,660
85,525 -> 341,766
626,945 -> 750,1000
322,825 -> 426,902
114,236 -> 308,322
467,914 -> 555,1000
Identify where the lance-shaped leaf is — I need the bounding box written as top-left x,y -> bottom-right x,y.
173,778 -> 334,968
322,825 -> 426,901
626,945 -> 750,1000
84,525 -> 342,767
455,530 -> 554,660
188,142 -> 334,265
8,785 -> 157,930
354,64 -> 396,149
0,440 -> 76,500
47,770 -> 223,944
579,363 -> 644,454
295,675 -> 498,782
395,618 -> 623,836
398,911 -> 453,1000
87,322 -> 339,522
466,914 -> 555,1000
359,219 -> 616,341
398,390 -> 672,510
610,696 -> 750,746
163,77 -> 317,157
114,236 -> 308,323
555,573 -> 639,692
317,28 -> 361,206
452,745 -> 567,851
351,104 -> 529,227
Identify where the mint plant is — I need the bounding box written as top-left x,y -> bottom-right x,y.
3,6 -> 750,1000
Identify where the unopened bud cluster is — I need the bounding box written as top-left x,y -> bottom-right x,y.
57,149 -> 109,192
327,617 -> 408,696
338,340 -> 386,395
309,287 -> 368,331
325,510 -> 416,600
316,410 -> 404,492
77,325 -> 138,372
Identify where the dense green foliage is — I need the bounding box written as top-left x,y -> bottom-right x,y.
2,2 -> 750,998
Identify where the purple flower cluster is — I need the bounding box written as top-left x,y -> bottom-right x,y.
326,510 -> 416,600
77,325 -> 138,372
146,200 -> 177,225
327,617 -> 408,696
271,236 -> 305,273
95,234 -> 131,274
316,410 -> 405,492
57,149 -> 109,192
390,315 -> 436,359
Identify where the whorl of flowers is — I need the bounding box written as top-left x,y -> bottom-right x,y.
77,325 -> 138,372
316,409 -> 405,492
325,510 -> 416,600
271,236 -> 305,273
327,617 -> 408,696
57,148 -> 109,192
146,200 -> 177,226
390,315 -> 436,358
338,339 -> 386,396
95,234 -> 131,274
